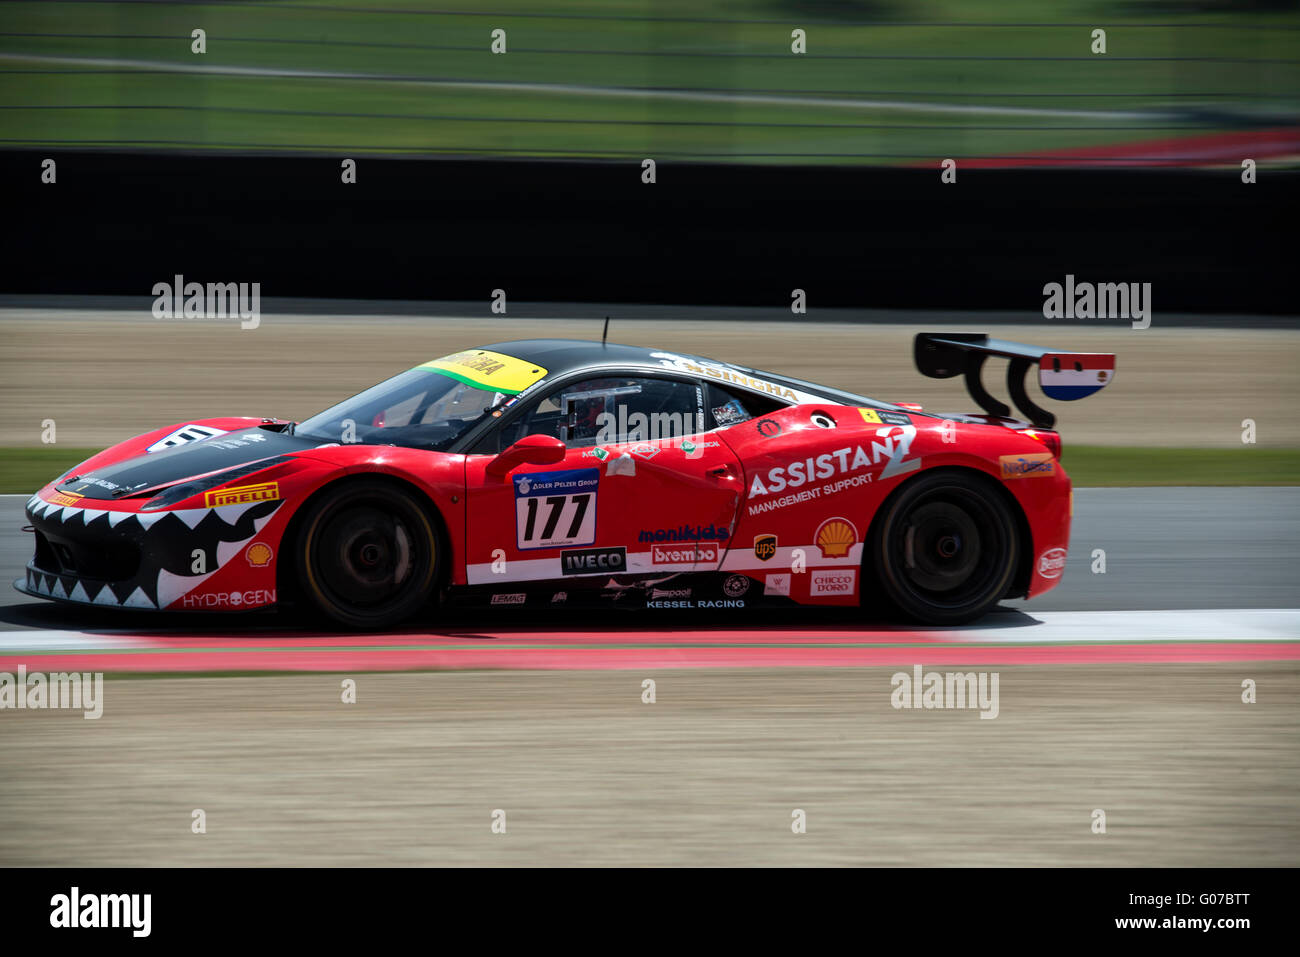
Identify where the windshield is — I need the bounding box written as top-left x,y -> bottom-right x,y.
297,349 -> 549,450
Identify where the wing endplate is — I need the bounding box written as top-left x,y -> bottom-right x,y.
914,333 -> 1115,426
1038,352 -> 1116,401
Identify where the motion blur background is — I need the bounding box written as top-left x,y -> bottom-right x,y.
0,0 -> 1295,309
2,0 -> 1297,162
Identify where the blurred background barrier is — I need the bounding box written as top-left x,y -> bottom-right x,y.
1,151 -> 1294,313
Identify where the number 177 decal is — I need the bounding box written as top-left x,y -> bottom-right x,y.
513,469 -> 600,549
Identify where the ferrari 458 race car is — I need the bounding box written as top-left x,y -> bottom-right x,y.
17,333 -> 1114,628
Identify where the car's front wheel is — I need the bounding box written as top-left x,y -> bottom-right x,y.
867,469 -> 1019,625
294,479 -> 439,629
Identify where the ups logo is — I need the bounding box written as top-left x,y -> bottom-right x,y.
753,534 -> 778,562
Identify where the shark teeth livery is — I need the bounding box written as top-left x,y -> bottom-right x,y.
21,493 -> 281,610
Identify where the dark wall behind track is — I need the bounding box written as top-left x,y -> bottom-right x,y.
2,152 -> 1294,314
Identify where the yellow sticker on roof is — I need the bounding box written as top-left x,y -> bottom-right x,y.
419,350 -> 547,395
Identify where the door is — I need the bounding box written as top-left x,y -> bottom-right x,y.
463,373 -> 743,593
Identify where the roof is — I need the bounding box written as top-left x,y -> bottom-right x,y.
475,338 -> 876,407
477,338 -> 688,376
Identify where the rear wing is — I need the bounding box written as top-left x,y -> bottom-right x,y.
913,333 -> 1115,429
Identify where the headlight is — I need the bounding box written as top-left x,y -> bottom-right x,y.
140,456 -> 292,510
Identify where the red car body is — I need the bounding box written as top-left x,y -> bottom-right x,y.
17,334 -> 1107,624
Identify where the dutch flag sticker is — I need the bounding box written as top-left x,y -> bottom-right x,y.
1038,352 -> 1116,401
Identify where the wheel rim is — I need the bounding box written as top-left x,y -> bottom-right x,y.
890,485 -> 1008,610
309,496 -> 431,616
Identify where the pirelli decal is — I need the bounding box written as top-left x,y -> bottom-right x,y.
204,481 -> 280,508
45,491 -> 84,507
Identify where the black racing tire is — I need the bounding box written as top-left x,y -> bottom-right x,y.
866,469 -> 1019,625
293,479 -> 439,630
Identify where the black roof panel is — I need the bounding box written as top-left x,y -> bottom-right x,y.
475,338 -> 691,376
466,338 -> 915,413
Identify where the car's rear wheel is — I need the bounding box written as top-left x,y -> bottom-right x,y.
867,469 -> 1018,625
294,479 -> 439,629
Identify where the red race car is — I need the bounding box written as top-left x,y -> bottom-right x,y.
17,333 -> 1113,627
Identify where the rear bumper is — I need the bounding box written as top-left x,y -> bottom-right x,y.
1019,467 -> 1072,599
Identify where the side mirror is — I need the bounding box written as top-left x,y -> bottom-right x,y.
486,433 -> 567,478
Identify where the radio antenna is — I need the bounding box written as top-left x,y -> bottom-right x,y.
602,316 -> 610,345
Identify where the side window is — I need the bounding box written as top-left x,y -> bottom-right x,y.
494,376 -> 706,450
706,384 -> 786,428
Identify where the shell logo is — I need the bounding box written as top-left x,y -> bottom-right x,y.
814,517 -> 858,559
246,542 -> 274,567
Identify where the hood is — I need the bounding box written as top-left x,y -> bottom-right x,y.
57,427 -> 321,501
